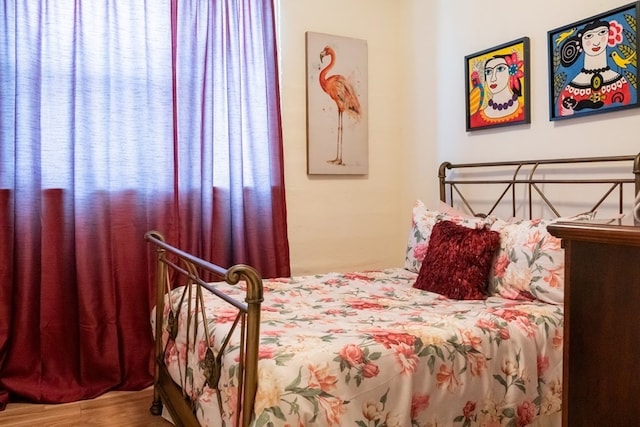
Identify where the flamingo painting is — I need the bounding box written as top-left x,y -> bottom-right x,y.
318,46 -> 361,166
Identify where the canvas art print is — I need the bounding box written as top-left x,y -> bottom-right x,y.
548,2 -> 639,120
465,37 -> 531,131
306,32 -> 368,175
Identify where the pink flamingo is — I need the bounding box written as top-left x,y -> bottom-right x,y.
319,46 -> 361,165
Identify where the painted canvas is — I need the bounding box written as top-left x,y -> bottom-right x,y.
465,37 -> 531,131
306,32 -> 368,175
548,2 -> 639,120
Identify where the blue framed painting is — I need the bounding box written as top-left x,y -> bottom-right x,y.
548,2 -> 640,121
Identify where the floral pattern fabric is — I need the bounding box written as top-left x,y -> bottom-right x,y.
488,213 -> 594,304
488,218 -> 565,304
154,268 -> 563,427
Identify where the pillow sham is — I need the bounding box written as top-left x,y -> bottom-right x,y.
404,200 -> 495,273
437,201 -> 473,218
487,213 -> 595,304
413,220 -> 501,300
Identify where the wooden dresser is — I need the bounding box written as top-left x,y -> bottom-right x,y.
547,221 -> 640,427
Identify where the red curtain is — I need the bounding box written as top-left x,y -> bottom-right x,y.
0,0 -> 288,409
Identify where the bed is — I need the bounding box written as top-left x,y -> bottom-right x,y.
145,153 -> 640,427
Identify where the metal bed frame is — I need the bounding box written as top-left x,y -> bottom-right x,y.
146,153 -> 640,427
145,230 -> 262,427
439,153 -> 640,221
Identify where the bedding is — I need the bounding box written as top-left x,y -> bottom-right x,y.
154,266 -> 564,427
149,200 -> 581,427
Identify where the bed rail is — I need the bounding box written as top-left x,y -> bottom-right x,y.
439,153 -> 640,221
145,231 -> 263,427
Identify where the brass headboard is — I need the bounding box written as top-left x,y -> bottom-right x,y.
438,153 -> 640,220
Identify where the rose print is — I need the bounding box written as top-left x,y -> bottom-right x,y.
339,343 -> 364,367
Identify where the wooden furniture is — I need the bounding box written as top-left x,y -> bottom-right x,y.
548,221 -> 640,427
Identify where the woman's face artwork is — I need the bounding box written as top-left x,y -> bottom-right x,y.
484,58 -> 509,95
582,25 -> 609,57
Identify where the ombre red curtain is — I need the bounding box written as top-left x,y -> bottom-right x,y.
0,0 -> 289,409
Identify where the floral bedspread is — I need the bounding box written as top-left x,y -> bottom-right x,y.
154,268 -> 563,427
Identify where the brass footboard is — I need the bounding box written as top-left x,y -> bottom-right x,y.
145,231 -> 263,427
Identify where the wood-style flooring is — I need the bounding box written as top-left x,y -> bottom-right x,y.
0,387 -> 173,426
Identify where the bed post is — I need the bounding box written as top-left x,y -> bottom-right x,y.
146,230 -> 167,417
226,264 -> 264,427
633,152 -> 640,195
438,161 -> 451,202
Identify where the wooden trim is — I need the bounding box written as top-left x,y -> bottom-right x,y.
548,221 -> 640,246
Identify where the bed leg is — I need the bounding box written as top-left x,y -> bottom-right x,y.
150,386 -> 163,416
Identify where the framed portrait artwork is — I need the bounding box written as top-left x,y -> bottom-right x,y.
306,32 -> 368,175
548,2 -> 639,121
464,37 -> 531,131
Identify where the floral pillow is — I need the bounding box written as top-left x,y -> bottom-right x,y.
413,220 -> 501,300
436,200 -> 473,218
404,200 -> 495,273
488,213 -> 595,304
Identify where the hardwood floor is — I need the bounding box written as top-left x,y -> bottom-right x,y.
0,387 -> 173,426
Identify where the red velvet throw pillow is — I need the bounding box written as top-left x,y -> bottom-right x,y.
413,220 -> 500,300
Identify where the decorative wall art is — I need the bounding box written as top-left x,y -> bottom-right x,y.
548,2 -> 639,121
306,32 -> 368,175
464,37 -> 531,131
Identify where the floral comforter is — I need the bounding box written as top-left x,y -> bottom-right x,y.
154,268 -> 563,427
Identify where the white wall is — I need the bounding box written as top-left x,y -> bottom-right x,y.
279,0 -> 640,275
279,0 -> 411,274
